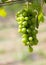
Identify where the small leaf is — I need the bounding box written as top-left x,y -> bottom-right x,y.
0,8 -> 7,17
38,13 -> 44,22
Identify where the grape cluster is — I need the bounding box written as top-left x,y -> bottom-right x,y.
16,4 -> 39,52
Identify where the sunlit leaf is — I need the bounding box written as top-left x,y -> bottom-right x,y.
38,13 -> 44,22
0,8 -> 7,17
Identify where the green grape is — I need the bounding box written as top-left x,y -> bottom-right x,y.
27,41 -> 33,46
27,42 -> 30,45
23,12 -> 27,17
22,28 -> 27,33
22,21 -> 27,26
32,30 -> 37,35
27,28 -> 31,33
30,26 -> 35,30
29,37 -> 33,41
16,10 -> 22,17
18,21 -> 23,25
22,38 -> 27,44
28,46 -> 33,52
17,16 -> 24,22
22,34 -> 28,38
18,29 -> 21,33
16,17 -> 20,21
18,25 -> 22,29
20,16 -> 25,21
25,17 -> 28,21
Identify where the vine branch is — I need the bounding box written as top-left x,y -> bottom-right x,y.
0,0 -> 25,6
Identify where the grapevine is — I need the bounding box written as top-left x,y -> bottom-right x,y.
0,0 -> 45,52
16,1 -> 44,52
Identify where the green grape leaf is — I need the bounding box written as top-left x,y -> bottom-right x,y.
32,0 -> 42,13
38,13 -> 44,22
0,8 -> 7,17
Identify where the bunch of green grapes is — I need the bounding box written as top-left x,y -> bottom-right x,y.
16,3 -> 42,52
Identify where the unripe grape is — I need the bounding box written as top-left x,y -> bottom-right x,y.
16,17 -> 20,21
22,21 -> 27,26
30,26 -> 35,30
22,38 -> 27,43
22,28 -> 27,33
27,42 -> 30,45
25,17 -> 28,21
18,21 -> 22,25
16,10 -> 22,16
22,34 -> 28,38
28,46 -> 33,52
17,16 -> 24,22
18,29 -> 22,33
29,37 -> 33,41
18,25 -> 22,29
32,30 -> 38,35
23,12 -> 27,17
20,16 -> 25,21
27,28 -> 31,33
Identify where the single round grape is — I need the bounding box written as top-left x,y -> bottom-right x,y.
27,42 -> 30,45
20,16 -> 25,21
17,16 -> 24,21
25,17 -> 28,21
28,46 -> 33,52
18,29 -> 22,33
22,34 -> 28,38
29,37 -> 33,41
30,26 -> 35,30
18,25 -> 22,29
23,12 -> 27,17
16,10 -> 22,16
22,21 -> 27,26
22,38 -> 27,43
18,21 -> 23,25
16,17 -> 20,21
32,30 -> 38,35
27,28 -> 31,33
22,28 -> 27,33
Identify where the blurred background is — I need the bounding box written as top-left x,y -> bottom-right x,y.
0,1 -> 46,65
